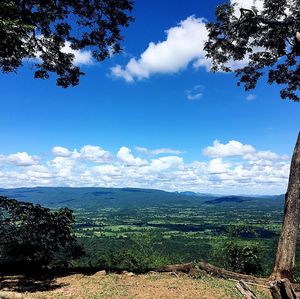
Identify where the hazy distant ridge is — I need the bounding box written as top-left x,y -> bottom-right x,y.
0,187 -> 284,209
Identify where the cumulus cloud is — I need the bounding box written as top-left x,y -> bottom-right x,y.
48,156 -> 78,178
79,145 -> 111,163
52,145 -> 111,163
203,140 -> 255,158
208,158 -> 230,174
148,156 -> 183,172
135,146 -> 183,155
110,0 -> 268,82
243,151 -> 279,161
203,138 -> 290,168
0,142 -> 291,194
111,16 -> 210,82
52,146 -> 72,157
117,147 -> 148,166
91,164 -> 119,176
203,140 -> 289,164
7,152 -> 39,167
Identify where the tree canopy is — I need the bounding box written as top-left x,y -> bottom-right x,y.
0,0 -> 133,87
204,0 -> 300,101
0,196 -> 83,270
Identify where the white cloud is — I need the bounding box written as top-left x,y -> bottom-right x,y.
26,165 -> 53,179
52,146 -> 72,157
79,145 -> 111,163
62,41 -> 93,66
0,142 -> 291,194
203,140 -> 255,158
117,147 -> 148,166
48,156 -> 77,177
7,152 -> 39,167
203,140 -> 289,163
208,158 -> 230,174
111,16 -> 210,82
53,145 -> 111,163
91,164 -> 119,176
148,156 -> 183,172
246,94 -> 257,101
111,0 -> 270,83
243,151 -> 279,161
47,145 -> 112,182
135,146 -> 183,155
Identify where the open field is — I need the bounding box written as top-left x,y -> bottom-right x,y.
72,202 -> 292,277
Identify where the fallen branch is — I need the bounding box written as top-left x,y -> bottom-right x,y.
155,261 -> 300,294
155,263 -> 194,273
229,278 -> 270,289
198,261 -> 268,286
236,280 -> 259,299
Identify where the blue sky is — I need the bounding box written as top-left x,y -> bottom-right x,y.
0,0 -> 299,194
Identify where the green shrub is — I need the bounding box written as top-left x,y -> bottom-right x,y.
222,242 -> 262,275
0,196 -> 84,271
98,236 -> 171,273
76,235 -> 171,273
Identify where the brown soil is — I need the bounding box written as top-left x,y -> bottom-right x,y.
0,272 -> 271,299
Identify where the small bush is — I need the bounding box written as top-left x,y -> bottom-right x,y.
222,242 -> 262,275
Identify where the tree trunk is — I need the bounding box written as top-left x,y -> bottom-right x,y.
270,132 -> 300,281
270,279 -> 299,299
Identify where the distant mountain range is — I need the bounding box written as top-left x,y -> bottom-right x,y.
0,187 -> 285,209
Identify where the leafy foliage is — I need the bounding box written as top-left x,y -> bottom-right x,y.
0,196 -> 84,271
205,0 -> 300,101
76,235 -> 172,273
222,242 -> 262,275
0,0 -> 133,87
98,237 -> 167,273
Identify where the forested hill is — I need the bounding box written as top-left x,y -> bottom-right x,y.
0,187 -> 284,209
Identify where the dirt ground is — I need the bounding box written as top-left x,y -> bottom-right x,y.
0,271 -> 271,299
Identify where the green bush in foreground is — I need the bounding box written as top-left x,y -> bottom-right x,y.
222,242 -> 263,275
76,235 -> 172,273
97,236 -> 172,273
0,196 -> 84,271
